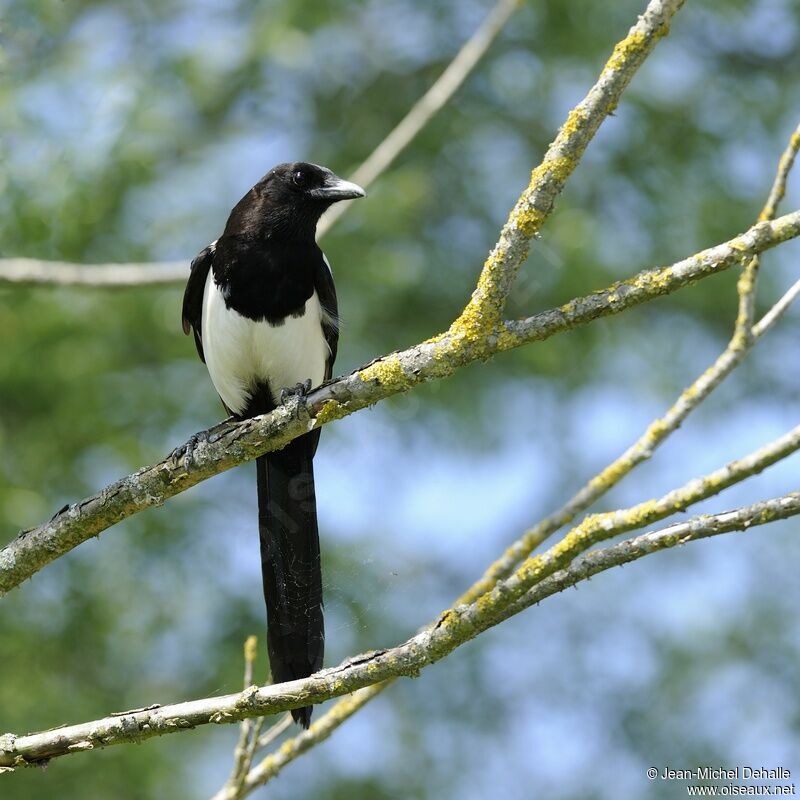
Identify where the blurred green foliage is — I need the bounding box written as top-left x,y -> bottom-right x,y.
2,1 -> 800,798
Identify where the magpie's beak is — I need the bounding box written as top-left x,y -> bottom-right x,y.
309,175 -> 366,201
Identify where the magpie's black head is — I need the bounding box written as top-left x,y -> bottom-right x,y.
225,162 -> 365,241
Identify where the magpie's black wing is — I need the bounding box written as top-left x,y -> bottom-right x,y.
315,252 -> 339,379
181,243 -> 215,362
306,251 -> 338,460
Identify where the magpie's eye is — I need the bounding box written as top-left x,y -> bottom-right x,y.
292,170 -> 307,187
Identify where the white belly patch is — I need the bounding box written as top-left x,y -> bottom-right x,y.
201,270 -> 328,415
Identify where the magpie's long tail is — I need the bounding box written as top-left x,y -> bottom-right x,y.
256,431 -> 324,729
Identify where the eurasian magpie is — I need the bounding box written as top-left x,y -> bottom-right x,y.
180,162 -> 365,727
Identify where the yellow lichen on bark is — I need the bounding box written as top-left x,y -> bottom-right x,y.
603,30 -> 650,73
560,106 -> 590,139
515,157 -> 579,237
357,356 -> 407,391
448,245 -> 511,339
314,400 -> 348,426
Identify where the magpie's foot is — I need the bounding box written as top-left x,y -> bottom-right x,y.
169,431 -> 206,468
280,379 -> 312,406
169,417 -> 239,468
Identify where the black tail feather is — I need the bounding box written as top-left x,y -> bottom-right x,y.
256,432 -> 324,728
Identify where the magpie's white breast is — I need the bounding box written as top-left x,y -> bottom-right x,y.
201,269 -> 329,415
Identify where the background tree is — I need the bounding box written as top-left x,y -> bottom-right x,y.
1,1 -> 800,798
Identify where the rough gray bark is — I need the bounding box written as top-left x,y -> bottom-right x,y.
2,491 -> 797,771
2,209 -> 799,598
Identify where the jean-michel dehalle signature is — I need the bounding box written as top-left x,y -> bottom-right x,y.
660,768 -> 791,781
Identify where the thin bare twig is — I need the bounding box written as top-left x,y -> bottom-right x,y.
210,711 -> 291,799
217,637 -> 260,798
753,277 -> 800,337
733,123 -> 800,347
255,714 -> 292,750
318,0 -> 520,237
0,258 -> 188,287
0,0 -> 519,288
237,685 -> 389,797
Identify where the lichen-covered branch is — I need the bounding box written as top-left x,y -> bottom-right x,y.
216,637 -> 261,799
733,122 -> 800,348
0,0 -> 683,313
229,488 -> 800,796
477,424 -> 800,626
3,209 -> 800,598
0,0 -> 794,790
452,0 -> 685,334
0,0 -> 689,593
0,0 -> 519,289
459,121 -> 800,605
501,209 -> 800,348
459,298 -> 796,606
11,423 -> 792,775
250,268 -> 800,788
493,491 -> 800,625
3,490 -> 797,772
204,122 -> 800,780
273,420 -> 795,773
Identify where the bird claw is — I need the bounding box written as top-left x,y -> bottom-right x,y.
169,431 -> 206,468
168,416 -> 238,468
280,379 -> 312,406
